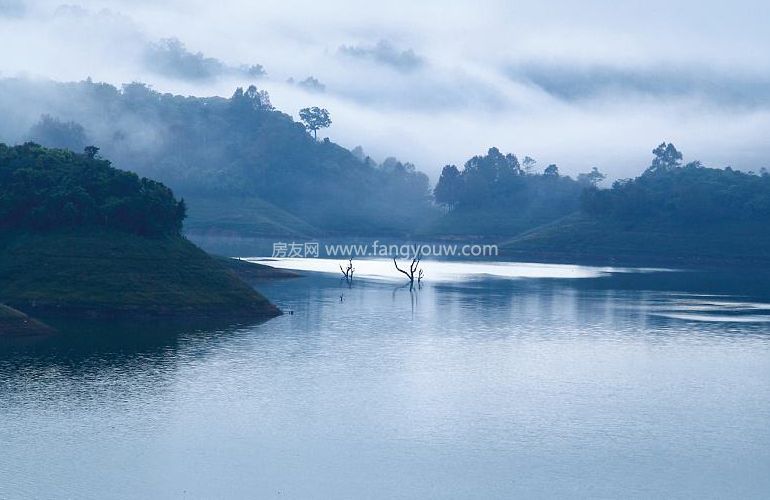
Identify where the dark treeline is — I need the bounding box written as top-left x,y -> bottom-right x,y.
434,147 -> 597,210
4,77 -> 769,241
429,147 -> 600,236
0,143 -> 185,237
430,143 -> 770,239
0,78 -> 431,235
502,143 -> 770,264
582,143 -> 770,224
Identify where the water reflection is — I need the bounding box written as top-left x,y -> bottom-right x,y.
0,318 -> 274,411
2,261 -> 770,499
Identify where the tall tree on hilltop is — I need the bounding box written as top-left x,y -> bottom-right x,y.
647,142 -> 683,174
299,107 -> 332,140
522,156 -> 537,175
543,164 -> 560,177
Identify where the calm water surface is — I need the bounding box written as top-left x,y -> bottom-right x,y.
2,258 -> 770,499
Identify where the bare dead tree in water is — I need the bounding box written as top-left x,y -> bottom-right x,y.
340,258 -> 354,285
393,256 -> 423,291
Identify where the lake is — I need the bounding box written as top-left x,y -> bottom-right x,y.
2,258 -> 770,499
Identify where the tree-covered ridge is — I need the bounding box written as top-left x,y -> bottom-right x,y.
582,143 -> 770,223
433,147 -> 599,210
0,78 -> 432,235
0,143 -> 186,236
426,147 -> 594,236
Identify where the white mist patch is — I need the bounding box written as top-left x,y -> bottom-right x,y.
244,257 -> 658,282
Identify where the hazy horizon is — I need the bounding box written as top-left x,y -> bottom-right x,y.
3,0 -> 770,180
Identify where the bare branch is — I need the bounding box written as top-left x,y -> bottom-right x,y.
394,257 -> 412,279
340,258 -> 355,284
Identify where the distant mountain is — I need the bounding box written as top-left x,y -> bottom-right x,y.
0,78 -> 434,238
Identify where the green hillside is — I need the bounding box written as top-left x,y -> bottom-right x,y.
0,230 -> 280,318
0,303 -> 56,336
0,143 -> 280,320
185,196 -> 321,238
502,212 -> 770,267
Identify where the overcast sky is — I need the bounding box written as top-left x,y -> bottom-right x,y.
2,0 -> 770,180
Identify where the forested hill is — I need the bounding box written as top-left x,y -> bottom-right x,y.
0,142 -> 185,237
0,143 -> 279,319
424,147 -> 589,237
0,78 -> 432,236
503,143 -> 770,266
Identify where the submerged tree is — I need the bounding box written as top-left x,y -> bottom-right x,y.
299,107 -> 332,140
340,258 -> 354,285
394,256 -> 423,291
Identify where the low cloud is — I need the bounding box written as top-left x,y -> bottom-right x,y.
338,40 -> 424,73
296,76 -> 325,93
0,0 -> 25,17
3,0 -> 770,181
144,37 -> 265,81
510,63 -> 770,108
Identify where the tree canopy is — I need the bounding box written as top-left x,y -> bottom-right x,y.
28,115 -> 87,152
433,147 -> 583,212
582,143 -> 770,223
428,147 -> 586,236
0,142 -> 186,236
298,106 -> 332,139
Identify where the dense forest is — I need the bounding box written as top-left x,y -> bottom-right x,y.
0,143 -> 185,237
427,147 -> 596,237
3,77 -> 770,248
431,142 -> 770,241
0,78 -> 431,236
502,143 -> 770,265
582,142 -> 770,223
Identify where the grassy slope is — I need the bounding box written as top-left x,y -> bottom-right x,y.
216,255 -> 301,280
0,230 -> 281,318
418,207 -> 562,238
184,196 -> 321,239
0,303 -> 57,336
501,213 -> 770,267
